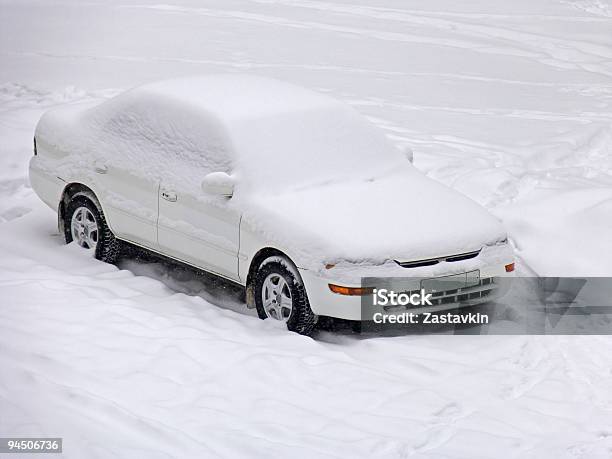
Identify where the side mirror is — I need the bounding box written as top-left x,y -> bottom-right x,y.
403,146 -> 414,163
202,172 -> 235,197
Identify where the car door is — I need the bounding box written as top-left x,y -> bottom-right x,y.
157,183 -> 241,281
91,92 -> 239,278
92,159 -> 160,250
87,96 -> 165,251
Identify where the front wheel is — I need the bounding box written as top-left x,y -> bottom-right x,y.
64,194 -> 122,263
253,258 -> 317,336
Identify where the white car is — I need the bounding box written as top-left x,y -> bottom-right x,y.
30,75 -> 514,335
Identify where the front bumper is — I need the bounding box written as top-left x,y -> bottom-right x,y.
299,244 -> 514,320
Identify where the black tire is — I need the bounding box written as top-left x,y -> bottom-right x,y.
253,259 -> 317,336
64,194 -> 122,264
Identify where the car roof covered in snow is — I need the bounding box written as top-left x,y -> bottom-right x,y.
131,74 -> 340,121
41,74 -> 404,197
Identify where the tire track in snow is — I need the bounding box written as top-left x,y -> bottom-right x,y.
6,51 -> 612,97
249,0 -> 612,22
124,3 -> 612,77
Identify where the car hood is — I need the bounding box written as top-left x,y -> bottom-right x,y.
242,167 -> 507,267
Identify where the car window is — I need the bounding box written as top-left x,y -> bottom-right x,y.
90,91 -> 233,192
229,104 -> 404,194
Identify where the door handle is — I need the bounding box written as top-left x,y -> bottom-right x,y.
94,162 -> 108,174
161,190 -> 177,202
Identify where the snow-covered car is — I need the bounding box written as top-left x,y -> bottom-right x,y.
29,75 -> 514,335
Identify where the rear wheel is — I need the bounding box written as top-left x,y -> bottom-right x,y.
253,258 -> 317,336
64,195 -> 122,263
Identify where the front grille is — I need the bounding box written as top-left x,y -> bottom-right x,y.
383,277 -> 496,311
395,249 -> 481,268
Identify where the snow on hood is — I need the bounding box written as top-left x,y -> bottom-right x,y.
243,165 -> 507,267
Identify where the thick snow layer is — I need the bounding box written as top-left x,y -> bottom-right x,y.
1,0 -> 612,457
36,91 -> 234,194
243,167 -> 507,267
35,74 -> 406,188
227,95 -> 406,192
140,74 -> 344,121
38,75 -> 406,196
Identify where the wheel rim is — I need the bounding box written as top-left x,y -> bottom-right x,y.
70,206 -> 99,251
262,273 -> 293,322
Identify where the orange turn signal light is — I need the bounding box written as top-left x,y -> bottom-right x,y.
505,262 -> 515,272
328,284 -> 374,296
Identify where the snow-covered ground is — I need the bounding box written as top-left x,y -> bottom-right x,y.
1,0 -> 611,457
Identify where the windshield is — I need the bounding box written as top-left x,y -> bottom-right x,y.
229,105 -> 406,193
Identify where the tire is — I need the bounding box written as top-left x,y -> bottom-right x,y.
253,258 -> 317,336
64,194 -> 122,264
